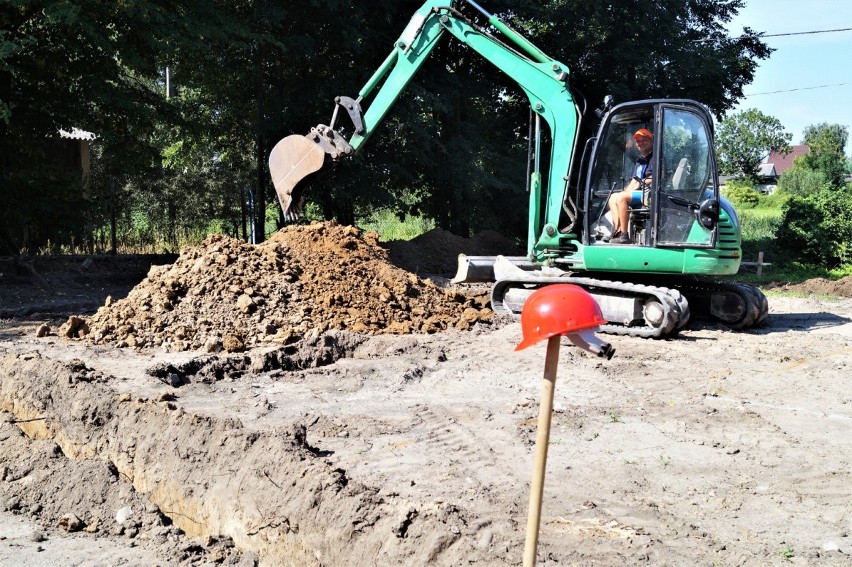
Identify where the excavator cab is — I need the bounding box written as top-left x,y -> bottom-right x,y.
584,99 -> 720,249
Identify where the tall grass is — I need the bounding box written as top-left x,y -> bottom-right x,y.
357,209 -> 436,242
737,200 -> 852,283
738,208 -> 782,261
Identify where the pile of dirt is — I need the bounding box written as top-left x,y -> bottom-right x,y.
766,275 -> 852,297
64,222 -> 492,352
384,228 -> 524,276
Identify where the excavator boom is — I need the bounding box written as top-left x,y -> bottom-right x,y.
268,0 -> 578,228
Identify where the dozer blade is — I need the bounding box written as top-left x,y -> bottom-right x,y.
269,135 -> 326,218
452,254 -> 535,284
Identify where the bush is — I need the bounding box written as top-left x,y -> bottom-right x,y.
722,179 -> 760,209
777,167 -> 829,196
776,187 -> 852,267
357,209 -> 436,241
756,189 -> 791,209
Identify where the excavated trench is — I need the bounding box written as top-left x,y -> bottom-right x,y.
0,223 -> 516,565
0,335 -> 499,566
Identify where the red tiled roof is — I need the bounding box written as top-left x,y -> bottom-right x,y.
764,145 -> 809,175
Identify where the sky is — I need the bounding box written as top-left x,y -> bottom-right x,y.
726,0 -> 852,150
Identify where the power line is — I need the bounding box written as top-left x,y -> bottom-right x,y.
707,26 -> 852,43
734,27 -> 852,97
744,81 -> 852,96
760,26 -> 852,38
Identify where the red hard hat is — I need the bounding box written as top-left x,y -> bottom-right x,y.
515,284 -> 606,351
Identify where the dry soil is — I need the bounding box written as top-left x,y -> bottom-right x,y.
0,223 -> 850,566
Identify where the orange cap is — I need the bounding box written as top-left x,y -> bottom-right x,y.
633,128 -> 653,139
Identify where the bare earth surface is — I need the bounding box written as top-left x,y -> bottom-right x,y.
1,223 -> 851,566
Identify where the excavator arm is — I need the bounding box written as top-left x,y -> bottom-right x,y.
269,0 -> 580,257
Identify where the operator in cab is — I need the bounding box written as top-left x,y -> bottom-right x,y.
603,128 -> 653,244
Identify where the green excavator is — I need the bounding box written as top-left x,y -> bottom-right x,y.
268,0 -> 768,339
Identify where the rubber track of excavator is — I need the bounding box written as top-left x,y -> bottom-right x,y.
491,277 -> 691,339
673,280 -> 769,330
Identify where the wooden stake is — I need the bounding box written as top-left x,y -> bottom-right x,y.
523,335 -> 561,566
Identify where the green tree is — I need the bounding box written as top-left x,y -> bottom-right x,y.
514,0 -> 772,119
0,0 -> 242,251
716,108 -> 791,181
797,123 -> 848,188
1,0 -> 777,249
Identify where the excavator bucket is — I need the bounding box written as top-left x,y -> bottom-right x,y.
269,135 -> 326,218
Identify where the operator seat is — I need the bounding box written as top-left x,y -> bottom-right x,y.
671,158 -> 690,190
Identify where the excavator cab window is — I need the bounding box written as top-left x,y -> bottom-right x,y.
655,105 -> 717,247
584,101 -> 718,249
585,105 -> 657,243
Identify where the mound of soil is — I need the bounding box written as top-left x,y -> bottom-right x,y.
384,228 -> 524,276
766,275 -> 852,297
65,222 -> 492,352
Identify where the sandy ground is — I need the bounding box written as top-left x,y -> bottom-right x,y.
1,289 -> 850,565
0,511 -> 170,566
1,237 -> 851,566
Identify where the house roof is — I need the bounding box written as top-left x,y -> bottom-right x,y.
757,163 -> 776,178
764,145 -> 809,175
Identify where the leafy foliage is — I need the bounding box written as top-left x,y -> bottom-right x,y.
776,187 -> 852,267
0,0 -> 245,251
738,207 -> 782,261
716,108 -> 791,180
512,0 -> 772,121
1,0 -> 773,251
776,167 -> 829,197
722,179 -> 759,209
797,123 -> 849,188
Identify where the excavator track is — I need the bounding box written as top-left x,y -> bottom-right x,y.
492,277 -> 691,339
478,257 -> 767,338
673,280 -> 769,330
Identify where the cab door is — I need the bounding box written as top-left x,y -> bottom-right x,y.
653,104 -> 719,247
